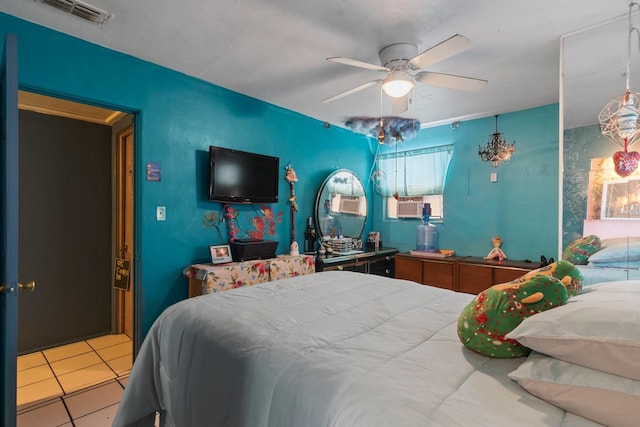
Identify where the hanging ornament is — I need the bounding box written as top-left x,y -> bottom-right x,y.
613,138 -> 640,177
598,3 -> 640,177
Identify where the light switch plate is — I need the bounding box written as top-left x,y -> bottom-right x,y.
490,172 -> 498,183
156,206 -> 166,221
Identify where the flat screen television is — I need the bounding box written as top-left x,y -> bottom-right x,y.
209,146 -> 279,204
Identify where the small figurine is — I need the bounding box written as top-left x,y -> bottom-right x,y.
289,241 -> 300,256
485,236 -> 507,261
285,163 -> 298,183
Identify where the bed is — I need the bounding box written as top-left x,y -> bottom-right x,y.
113,271 -> 639,427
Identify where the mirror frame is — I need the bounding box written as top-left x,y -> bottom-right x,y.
314,168 -> 367,241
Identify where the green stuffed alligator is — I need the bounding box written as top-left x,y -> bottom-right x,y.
457,261 -> 582,358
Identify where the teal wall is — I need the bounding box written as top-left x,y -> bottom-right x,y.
1,13 -> 377,342
372,105 -> 560,262
3,13 -> 563,345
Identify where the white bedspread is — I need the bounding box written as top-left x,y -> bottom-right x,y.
113,271 -> 601,427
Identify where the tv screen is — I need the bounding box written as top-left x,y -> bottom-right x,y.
209,146 -> 279,204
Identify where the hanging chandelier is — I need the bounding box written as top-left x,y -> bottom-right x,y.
598,2 -> 640,177
478,115 -> 516,167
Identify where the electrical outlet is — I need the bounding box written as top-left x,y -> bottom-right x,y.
490,172 -> 498,183
156,206 -> 166,221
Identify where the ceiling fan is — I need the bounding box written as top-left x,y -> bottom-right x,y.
322,34 -> 488,114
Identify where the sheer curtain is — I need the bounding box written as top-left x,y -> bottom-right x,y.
377,145 -> 453,197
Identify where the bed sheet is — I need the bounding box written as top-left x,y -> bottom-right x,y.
113,271 -> 602,427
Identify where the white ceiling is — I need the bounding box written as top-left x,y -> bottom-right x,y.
0,0 -> 631,130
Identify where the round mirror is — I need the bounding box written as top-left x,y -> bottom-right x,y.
314,169 -> 367,240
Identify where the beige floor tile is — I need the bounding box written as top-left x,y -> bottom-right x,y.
73,402 -> 119,427
17,364 -> 54,388
50,351 -> 103,377
16,378 -> 64,409
16,398 -> 70,427
95,341 -> 132,361
17,352 -> 47,371
42,341 -> 93,362
106,353 -> 132,376
117,375 -> 129,388
87,334 -> 131,350
64,380 -> 124,420
57,362 -> 116,394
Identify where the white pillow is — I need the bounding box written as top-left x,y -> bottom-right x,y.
509,352 -> 640,427
506,280 -> 640,380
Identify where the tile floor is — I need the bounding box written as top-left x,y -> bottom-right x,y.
16,334 -> 135,426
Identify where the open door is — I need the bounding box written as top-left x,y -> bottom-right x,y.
1,33 -> 20,427
116,127 -> 134,337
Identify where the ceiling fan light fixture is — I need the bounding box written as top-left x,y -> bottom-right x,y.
382,70 -> 414,98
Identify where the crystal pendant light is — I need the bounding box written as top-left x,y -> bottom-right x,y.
478,115 -> 516,167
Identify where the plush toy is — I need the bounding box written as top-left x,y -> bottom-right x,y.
511,259 -> 584,297
562,234 -> 601,265
457,273 -> 570,358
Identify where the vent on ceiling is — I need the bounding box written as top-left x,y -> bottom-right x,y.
37,0 -> 112,26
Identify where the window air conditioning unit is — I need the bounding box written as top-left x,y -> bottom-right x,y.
339,195 -> 362,215
396,196 -> 429,218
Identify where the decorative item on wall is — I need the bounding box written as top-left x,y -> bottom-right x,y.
345,116 -> 420,145
202,205 -> 282,242
145,162 -> 161,181
598,2 -> 640,177
285,163 -> 299,255
478,115 -> 516,167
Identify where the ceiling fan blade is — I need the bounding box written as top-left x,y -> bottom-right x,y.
327,57 -> 389,72
415,71 -> 488,93
322,80 -> 381,103
391,95 -> 408,115
408,34 -> 473,69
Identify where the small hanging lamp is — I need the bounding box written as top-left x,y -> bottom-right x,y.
478,115 -> 516,167
598,2 -> 640,177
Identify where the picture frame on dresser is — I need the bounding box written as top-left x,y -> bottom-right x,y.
209,244 -> 232,264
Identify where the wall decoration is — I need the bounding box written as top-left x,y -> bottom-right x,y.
146,162 -> 161,181
345,117 -> 420,144
113,258 -> 131,290
285,163 -> 299,255
203,205 -> 283,243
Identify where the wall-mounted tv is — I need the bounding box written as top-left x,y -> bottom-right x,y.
209,146 -> 279,204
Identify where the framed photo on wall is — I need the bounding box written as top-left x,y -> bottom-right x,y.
210,244 -> 232,264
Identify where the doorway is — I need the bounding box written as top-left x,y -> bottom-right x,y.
15,91 -> 135,408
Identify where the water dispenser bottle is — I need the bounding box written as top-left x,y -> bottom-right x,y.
416,203 -> 439,252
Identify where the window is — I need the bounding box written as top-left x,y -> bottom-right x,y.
377,145 -> 453,219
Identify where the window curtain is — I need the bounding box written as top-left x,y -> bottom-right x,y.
376,145 -> 453,197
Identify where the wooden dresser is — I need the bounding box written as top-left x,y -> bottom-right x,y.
395,253 -> 541,294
